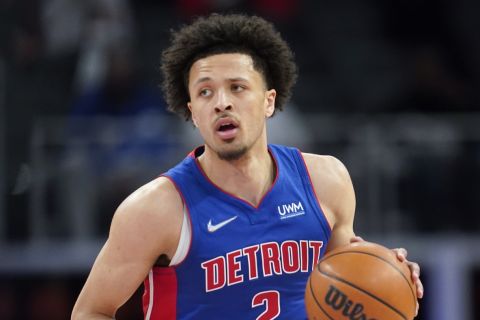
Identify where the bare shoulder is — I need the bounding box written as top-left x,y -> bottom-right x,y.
301,153 -> 351,189
115,176 -> 183,221
301,153 -> 356,230
110,176 -> 184,259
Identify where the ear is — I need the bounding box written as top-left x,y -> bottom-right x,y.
265,89 -> 276,118
188,102 -> 198,127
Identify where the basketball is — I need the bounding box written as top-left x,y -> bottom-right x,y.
305,241 -> 417,320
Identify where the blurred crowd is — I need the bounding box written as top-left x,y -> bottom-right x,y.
1,0 -> 480,319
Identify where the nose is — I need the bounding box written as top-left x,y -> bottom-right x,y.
214,89 -> 233,113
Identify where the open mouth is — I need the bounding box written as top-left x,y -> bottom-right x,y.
215,119 -> 239,140
218,123 -> 237,132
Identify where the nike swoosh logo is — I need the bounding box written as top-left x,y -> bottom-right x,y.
207,216 -> 238,233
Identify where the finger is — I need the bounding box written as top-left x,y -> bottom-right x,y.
349,236 -> 364,243
392,247 -> 408,262
407,261 -> 424,299
414,274 -> 424,299
409,261 -> 421,278
415,302 -> 419,316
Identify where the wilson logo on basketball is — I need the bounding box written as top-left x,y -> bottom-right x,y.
325,285 -> 374,320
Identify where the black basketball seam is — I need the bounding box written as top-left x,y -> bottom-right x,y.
308,276 -> 334,320
320,250 -> 417,309
318,268 -> 407,320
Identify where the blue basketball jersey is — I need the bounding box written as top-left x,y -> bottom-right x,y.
143,144 -> 331,319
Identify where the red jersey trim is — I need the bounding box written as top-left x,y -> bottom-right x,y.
143,267 -> 178,320
297,150 -> 333,232
161,175 -> 193,267
192,145 -> 279,210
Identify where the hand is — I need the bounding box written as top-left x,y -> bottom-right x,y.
350,236 -> 424,317
392,247 -> 424,316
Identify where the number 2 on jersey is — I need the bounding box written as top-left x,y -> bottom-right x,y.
252,290 -> 280,320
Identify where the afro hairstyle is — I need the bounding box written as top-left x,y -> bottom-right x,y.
160,13 -> 298,120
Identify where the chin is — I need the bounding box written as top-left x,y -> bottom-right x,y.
216,145 -> 249,161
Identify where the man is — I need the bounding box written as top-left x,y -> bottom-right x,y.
72,14 -> 423,319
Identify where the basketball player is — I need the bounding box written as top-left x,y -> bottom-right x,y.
72,14 -> 423,319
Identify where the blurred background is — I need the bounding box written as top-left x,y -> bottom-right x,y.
1,0 -> 480,319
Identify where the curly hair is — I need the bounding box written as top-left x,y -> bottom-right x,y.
161,13 -> 298,121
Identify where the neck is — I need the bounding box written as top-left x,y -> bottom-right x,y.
197,143 -> 275,206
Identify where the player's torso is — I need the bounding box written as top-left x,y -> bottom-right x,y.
145,145 -> 331,320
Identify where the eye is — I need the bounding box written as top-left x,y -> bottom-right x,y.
199,88 -> 212,97
231,84 -> 245,92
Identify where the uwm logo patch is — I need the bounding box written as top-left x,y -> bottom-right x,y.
277,201 -> 305,220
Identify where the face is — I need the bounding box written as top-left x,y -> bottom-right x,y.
187,53 -> 276,160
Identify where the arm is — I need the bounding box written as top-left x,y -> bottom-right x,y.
71,177 -> 184,320
303,153 -> 424,309
302,153 -> 356,252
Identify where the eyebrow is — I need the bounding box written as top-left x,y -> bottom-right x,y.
192,77 -> 211,87
192,77 -> 249,87
229,77 -> 249,82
